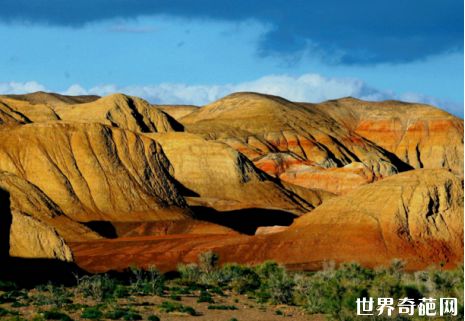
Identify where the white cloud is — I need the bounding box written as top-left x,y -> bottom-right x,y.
1,75 -> 462,117
0,81 -> 46,94
71,74 -> 384,106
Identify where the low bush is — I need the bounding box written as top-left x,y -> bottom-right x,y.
80,306 -> 103,319
104,308 -> 128,320
75,274 -> 119,302
129,265 -> 165,296
41,310 -> 73,321
255,261 -> 294,304
198,251 -> 219,274
122,310 -> 142,321
197,289 -> 214,303
158,301 -> 198,316
169,293 -> 181,301
220,263 -> 260,294
0,307 -> 18,316
177,264 -> 201,285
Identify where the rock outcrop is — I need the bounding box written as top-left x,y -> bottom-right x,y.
0,97 -> 59,125
0,172 -> 100,261
146,132 -> 331,214
0,122 -> 190,222
179,92 -> 409,194
55,94 -> 183,133
311,98 -> 464,177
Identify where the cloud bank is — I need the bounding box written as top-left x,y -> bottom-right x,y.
1,74 -> 462,117
0,0 -> 462,64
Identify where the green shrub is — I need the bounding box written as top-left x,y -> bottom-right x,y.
147,316 -> 160,321
104,308 -> 127,320
75,274 -> 119,301
42,310 -> 73,321
198,270 -> 224,287
80,306 -> 103,319
104,307 -> 142,320
63,304 -> 87,313
197,290 -> 214,303
122,311 -> 142,321
0,290 -> 28,304
158,301 -> 198,316
198,251 -> 219,273
177,264 -> 201,285
129,265 -> 165,296
254,261 -> 294,304
113,285 -> 130,298
11,301 -> 27,307
299,271 -> 342,315
42,284 -> 73,308
220,264 -> 260,293
169,293 -> 181,301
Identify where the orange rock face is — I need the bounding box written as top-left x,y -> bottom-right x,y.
312,98 -> 464,177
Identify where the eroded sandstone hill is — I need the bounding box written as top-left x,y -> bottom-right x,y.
226,169 -> 464,270
180,93 -> 412,194
0,122 -> 189,222
312,98 -> 464,177
71,169 -> 463,272
145,132 -> 331,214
0,91 -> 462,272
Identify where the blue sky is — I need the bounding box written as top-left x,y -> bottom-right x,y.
0,0 -> 463,116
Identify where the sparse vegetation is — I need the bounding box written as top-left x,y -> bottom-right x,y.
158,301 -> 198,316
0,252 -> 462,321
